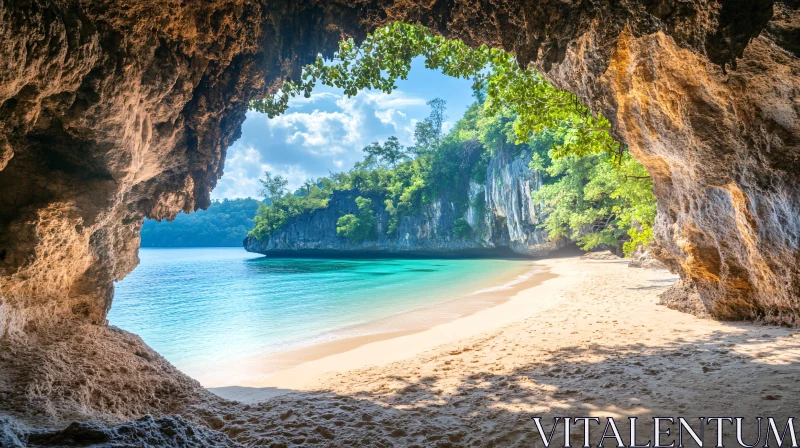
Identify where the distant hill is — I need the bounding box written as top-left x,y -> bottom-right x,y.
141,198 -> 262,247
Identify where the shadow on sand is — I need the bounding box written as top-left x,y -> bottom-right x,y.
196,321 -> 800,447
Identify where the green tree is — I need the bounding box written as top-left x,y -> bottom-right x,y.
363,136 -> 410,169
532,148 -> 655,255
452,217 -> 471,239
413,98 -> 447,155
249,22 -> 615,160
250,172 -> 334,240
246,24 -> 659,254
258,171 -> 288,202
336,196 -> 378,243
295,178 -> 318,197
249,95 -> 656,254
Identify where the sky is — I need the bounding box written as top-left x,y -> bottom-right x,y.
211,57 -> 476,200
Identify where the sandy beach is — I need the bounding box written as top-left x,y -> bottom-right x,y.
200,261 -> 554,388
207,256 -> 800,446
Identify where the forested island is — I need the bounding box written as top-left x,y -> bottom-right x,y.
141,198 -> 261,247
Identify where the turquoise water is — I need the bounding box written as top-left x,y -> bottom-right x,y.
110,248 -> 530,378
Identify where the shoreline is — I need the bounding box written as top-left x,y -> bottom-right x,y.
202,261 -> 554,390
241,247 -> 544,260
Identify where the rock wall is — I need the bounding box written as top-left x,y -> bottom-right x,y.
594,7 -> 800,324
0,0 -> 357,333
0,0 -> 798,424
485,147 -> 554,255
244,149 -> 560,257
0,0 -> 376,424
2,414 -> 235,448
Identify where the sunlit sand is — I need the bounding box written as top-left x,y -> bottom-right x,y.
204,257 -> 799,446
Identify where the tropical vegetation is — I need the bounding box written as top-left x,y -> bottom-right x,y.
248,23 -> 657,256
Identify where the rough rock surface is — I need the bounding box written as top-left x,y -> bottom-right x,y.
244,149 -> 560,257
484,147 -> 555,255
0,0 -> 368,335
629,245 -> 669,269
0,416 -> 25,448
581,250 -> 620,261
594,9 -> 800,325
0,0 -> 798,429
0,0 -> 377,425
0,321 -> 220,423
659,279 -> 714,319
1,414 -> 235,448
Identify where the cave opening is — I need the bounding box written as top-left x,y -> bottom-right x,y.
1,2 -> 798,443
113,24 -> 657,385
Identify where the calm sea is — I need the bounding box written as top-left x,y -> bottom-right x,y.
110,248 -> 532,379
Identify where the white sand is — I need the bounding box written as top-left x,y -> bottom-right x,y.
210,257 -> 800,446
200,262 -> 553,387
244,262 -> 563,391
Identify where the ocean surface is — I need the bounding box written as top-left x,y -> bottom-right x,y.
110,247 -> 533,379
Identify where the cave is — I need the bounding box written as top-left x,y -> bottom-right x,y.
0,0 -> 798,444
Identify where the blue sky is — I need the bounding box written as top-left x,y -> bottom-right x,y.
212,57 -> 476,200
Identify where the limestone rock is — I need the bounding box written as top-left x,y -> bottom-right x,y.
0,138 -> 12,171
0,322 -> 215,423
485,148 -> 558,256
629,246 -> 668,270
0,416 -> 25,448
659,279 -> 713,319
0,0 -> 370,333
244,148 -> 560,257
581,251 -> 620,261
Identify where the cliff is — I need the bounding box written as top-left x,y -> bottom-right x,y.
244,150 -> 561,257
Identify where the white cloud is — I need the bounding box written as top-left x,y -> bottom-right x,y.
270,109 -> 361,149
442,121 -> 455,134
334,95 -> 358,114
213,88 -> 432,199
401,118 -> 420,145
374,108 -> 396,125
212,145 -> 272,200
212,143 -> 316,199
374,108 -> 410,134
287,91 -> 339,105
279,165 -> 315,190
360,91 -> 427,109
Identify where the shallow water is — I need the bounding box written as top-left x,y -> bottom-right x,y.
110,247 -> 532,378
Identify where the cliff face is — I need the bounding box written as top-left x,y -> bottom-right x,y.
244,150 -> 560,257
594,7 -> 800,324
484,147 -> 553,255
0,0 -> 798,423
